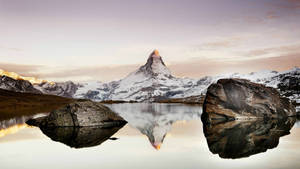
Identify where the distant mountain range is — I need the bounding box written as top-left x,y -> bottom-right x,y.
0,50 -> 299,104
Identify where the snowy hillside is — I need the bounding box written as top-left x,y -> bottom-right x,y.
73,50 -> 300,103
0,50 -> 299,104
75,50 -> 202,101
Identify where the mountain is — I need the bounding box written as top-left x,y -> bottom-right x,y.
34,81 -> 78,98
75,50 -> 299,104
75,50 -> 203,101
0,50 -> 299,105
0,69 -> 78,97
0,69 -> 46,84
228,68 -> 300,105
0,75 -> 41,94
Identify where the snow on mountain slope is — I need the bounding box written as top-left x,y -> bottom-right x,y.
0,50 -> 298,104
34,81 -> 78,98
0,69 -> 78,97
74,50 -> 300,103
74,50 -> 201,101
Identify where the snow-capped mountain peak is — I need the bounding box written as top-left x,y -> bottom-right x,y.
136,50 -> 172,78
72,51 -> 299,102
74,50 -> 185,101
152,49 -> 160,58
0,51 -> 298,104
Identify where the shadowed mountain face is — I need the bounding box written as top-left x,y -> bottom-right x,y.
202,118 -> 296,159
0,69 -> 79,98
38,125 -> 125,148
34,81 -> 78,98
0,76 -> 41,94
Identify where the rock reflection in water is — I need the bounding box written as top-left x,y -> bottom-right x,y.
107,103 -> 202,150
38,125 -> 125,148
202,118 -> 295,159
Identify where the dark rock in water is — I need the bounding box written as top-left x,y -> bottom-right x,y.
38,125 -> 125,148
202,78 -> 296,123
203,118 -> 295,159
27,100 -> 126,127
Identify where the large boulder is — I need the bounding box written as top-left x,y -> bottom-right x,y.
203,118 -> 295,159
27,100 -> 126,127
202,79 -> 296,123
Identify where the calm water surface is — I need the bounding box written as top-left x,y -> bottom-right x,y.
0,103 -> 300,169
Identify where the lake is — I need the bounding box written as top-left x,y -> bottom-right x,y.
0,103 -> 300,169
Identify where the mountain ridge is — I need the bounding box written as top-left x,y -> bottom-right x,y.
74,51 -> 299,103
0,50 -> 299,104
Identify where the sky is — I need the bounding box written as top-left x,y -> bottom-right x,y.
0,0 -> 300,82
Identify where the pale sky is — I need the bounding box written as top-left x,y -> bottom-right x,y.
0,0 -> 300,82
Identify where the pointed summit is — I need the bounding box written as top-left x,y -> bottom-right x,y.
151,49 -> 160,58
136,50 -> 172,78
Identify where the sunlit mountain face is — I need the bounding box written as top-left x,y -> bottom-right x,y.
106,103 -> 202,150
0,69 -> 53,85
0,51 -> 299,105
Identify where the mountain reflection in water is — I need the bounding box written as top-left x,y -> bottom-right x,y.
106,103 -> 202,150
202,118 -> 296,159
0,102 -> 300,168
